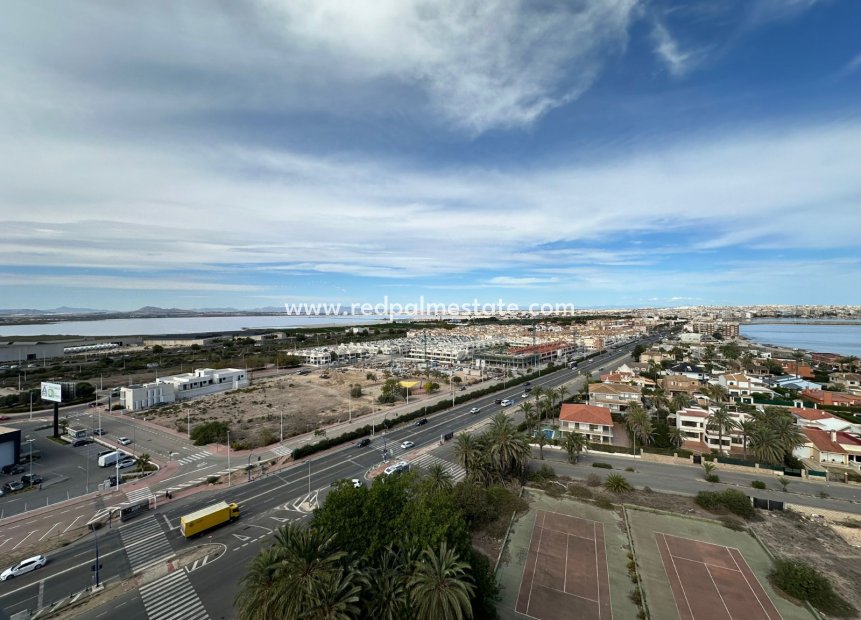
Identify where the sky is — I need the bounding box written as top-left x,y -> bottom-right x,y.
1,0 -> 860,312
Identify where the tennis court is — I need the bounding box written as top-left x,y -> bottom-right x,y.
515,510 -> 612,620
656,533 -> 782,620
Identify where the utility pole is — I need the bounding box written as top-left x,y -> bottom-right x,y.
92,524 -> 101,590
227,430 -> 231,488
280,409 -> 284,442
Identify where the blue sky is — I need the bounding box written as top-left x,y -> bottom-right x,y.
1,0 -> 860,311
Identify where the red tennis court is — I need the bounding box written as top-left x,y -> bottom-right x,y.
515,510 -> 612,620
655,533 -> 782,620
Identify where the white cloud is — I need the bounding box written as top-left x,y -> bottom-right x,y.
650,22 -> 697,76
487,276 -> 559,287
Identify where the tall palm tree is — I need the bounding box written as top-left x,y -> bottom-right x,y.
737,419 -> 757,458
667,426 -> 684,449
306,567 -> 365,620
409,542 -> 475,620
425,463 -> 454,493
536,432 -> 548,461
555,385 -> 569,411
747,424 -> 784,465
670,392 -> 690,414
518,401 -> 536,434
563,432 -> 588,464
235,524 -> 346,619
651,388 -> 670,413
625,404 -> 653,454
485,412 -> 530,480
454,433 -> 481,479
706,408 -> 737,455
768,413 -> 806,456
531,386 -> 545,420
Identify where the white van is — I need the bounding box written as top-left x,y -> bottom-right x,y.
98,451 -> 121,467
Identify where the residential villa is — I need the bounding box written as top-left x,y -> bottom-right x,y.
801,389 -> 861,408
717,373 -> 772,401
660,375 -> 701,396
830,372 -> 861,392
558,404 -> 614,444
794,428 -> 850,467
674,406 -> 752,454
588,383 -> 642,414
666,362 -> 708,381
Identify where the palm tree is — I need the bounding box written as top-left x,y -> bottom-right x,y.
485,413 -> 530,480
747,424 -> 784,465
425,463 -> 454,493
563,432 -> 588,464
737,419 -> 757,458
536,432 -> 547,461
134,452 -> 152,472
454,433 -> 481,480
409,542 -> 475,620
769,413 -> 806,457
670,392 -> 690,413
555,385 -> 569,411
651,389 -> 670,413
667,426 -> 684,449
235,524 -> 346,619
702,383 -> 728,405
364,548 -> 408,620
306,567 -> 364,620
625,404 -> 653,454
531,386 -> 545,420
519,401 -> 536,434
706,408 -> 737,455
702,461 -> 716,480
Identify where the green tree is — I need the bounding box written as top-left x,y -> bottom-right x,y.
350,384 -> 363,398
306,567 -> 365,620
409,542 -> 475,620
737,419 -> 757,458
484,413 -> 530,481
706,408 -> 737,454
425,463 -> 454,494
135,453 -> 152,472
625,404 -> 653,454
563,432 -> 587,464
518,401 -> 537,435
536,432 -> 548,461
670,392 -> 690,413
632,344 -> 645,362
719,341 -> 741,361
364,548 -> 408,620
366,372 -> 377,382
454,434 -> 481,481
667,426 -> 684,449
747,424 -> 784,464
423,382 -> 440,394
604,474 -> 633,493
152,345 -> 164,354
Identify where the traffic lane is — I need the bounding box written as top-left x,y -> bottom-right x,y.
0,529 -> 127,616
539,451 -> 861,515
87,585 -> 148,620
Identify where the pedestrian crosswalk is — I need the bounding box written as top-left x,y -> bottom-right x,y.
176,451 -> 209,465
272,445 -> 293,457
139,569 -> 210,620
125,487 -> 154,503
410,453 -> 467,483
120,516 -> 175,573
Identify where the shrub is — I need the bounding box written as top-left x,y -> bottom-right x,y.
642,486 -> 653,494
705,474 -> 720,483
585,473 -> 602,487
206,475 -> 220,484
593,496 -> 614,510
604,474 -> 633,494
751,480 -> 767,490
568,485 -> 593,500
592,462 -> 613,469
191,421 -> 230,446
696,489 -> 754,519
625,466 -> 636,472
771,559 -> 856,616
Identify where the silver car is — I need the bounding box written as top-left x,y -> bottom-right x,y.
1,555 -> 46,581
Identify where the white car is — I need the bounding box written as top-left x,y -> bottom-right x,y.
1,555 -> 46,581
118,437 -> 132,446
351,479 -> 362,488
117,458 -> 136,469
468,407 -> 481,414
400,440 -> 415,450
500,399 -> 513,407
521,393 -> 529,398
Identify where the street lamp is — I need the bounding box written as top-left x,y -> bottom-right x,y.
187,409 -> 190,441
306,459 -> 311,495
25,437 -> 35,482
227,430 -> 231,488
280,409 -> 284,443
91,524 -> 101,590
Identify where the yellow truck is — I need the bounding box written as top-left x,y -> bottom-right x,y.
180,501 -> 240,538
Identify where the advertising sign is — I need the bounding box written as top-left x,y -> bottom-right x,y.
41,382 -> 63,403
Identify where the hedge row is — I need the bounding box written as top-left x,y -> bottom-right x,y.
695,489 -> 755,519
291,357 -> 595,459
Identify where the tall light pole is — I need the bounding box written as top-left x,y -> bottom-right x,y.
25,437 -> 35,482
92,524 -> 101,589
306,459 -> 311,495
280,409 -> 284,443
187,409 -> 190,441
227,430 -> 231,488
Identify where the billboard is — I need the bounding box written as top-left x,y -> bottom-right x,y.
41,382 -> 63,403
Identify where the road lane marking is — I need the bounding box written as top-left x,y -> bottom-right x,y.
63,516 -> 83,533
37,580 -> 45,608
12,530 -> 37,550
0,547 -> 127,599
38,523 -> 61,541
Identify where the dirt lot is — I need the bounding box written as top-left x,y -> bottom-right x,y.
139,368 -> 460,449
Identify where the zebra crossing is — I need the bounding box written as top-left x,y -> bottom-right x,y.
125,486 -> 154,503
271,444 -> 293,457
119,516 -> 176,573
139,569 -> 210,620
409,453 -> 467,482
176,451 -> 209,465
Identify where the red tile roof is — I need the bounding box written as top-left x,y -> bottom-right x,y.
836,432 -> 861,447
559,404 -> 613,426
786,407 -> 835,422
803,428 -> 847,454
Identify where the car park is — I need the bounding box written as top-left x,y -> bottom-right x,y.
118,437 -> 132,445
468,407 -> 481,414
415,418 -> 428,426
357,438 -> 371,447
1,555 -> 47,581
400,440 -> 414,449
3,481 -> 24,493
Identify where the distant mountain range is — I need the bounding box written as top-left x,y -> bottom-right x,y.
0,305 -> 287,317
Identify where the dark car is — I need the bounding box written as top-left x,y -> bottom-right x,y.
2,464 -> 25,475
357,438 -> 371,448
494,399 -> 502,405
524,381 -> 531,387
21,474 -> 42,487
71,438 -> 93,447
415,418 -> 428,426
3,481 -> 24,493
92,429 -> 106,436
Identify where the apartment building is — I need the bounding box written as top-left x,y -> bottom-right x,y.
558,404 -> 614,444
674,406 -> 752,453
588,383 -> 642,414
119,367 -> 248,412
690,321 -> 740,338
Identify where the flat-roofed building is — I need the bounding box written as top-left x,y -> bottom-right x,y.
119,368 -> 248,411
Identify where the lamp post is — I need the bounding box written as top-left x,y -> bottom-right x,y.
280,409 -> 284,443
187,409 -> 190,441
306,459 -> 311,495
247,451 -> 254,482
92,524 -> 101,589
25,437 -> 35,482
227,430 -> 231,488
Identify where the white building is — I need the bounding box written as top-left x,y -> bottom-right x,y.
119,368 -> 248,411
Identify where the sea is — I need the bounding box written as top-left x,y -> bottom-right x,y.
740,320 -> 861,358
0,315 -> 386,338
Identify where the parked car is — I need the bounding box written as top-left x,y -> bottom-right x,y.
1,555 -> 47,581
117,458 -> 136,469
21,474 -> 42,487
357,438 -> 371,448
415,418 -> 428,426
400,440 -> 414,449
117,437 -> 132,446
3,481 -> 24,493
2,464 -> 25,475
468,407 -> 481,414
92,429 -> 106,436
71,438 -> 93,447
